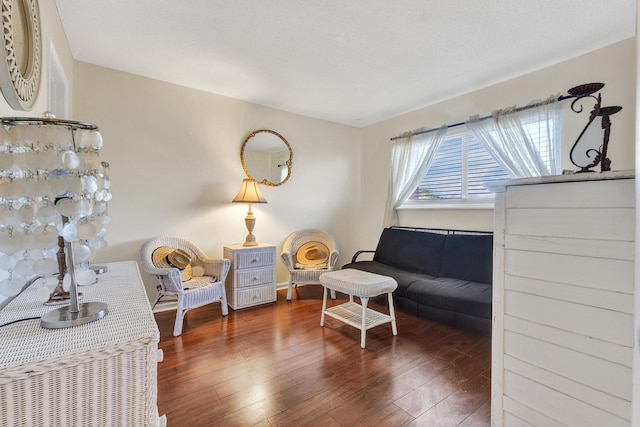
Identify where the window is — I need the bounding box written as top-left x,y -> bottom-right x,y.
402,114 -> 559,209
403,128 -> 509,208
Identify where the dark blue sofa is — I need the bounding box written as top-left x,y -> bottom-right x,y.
341,226 -> 493,336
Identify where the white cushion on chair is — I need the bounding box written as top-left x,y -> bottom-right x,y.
182,276 -> 218,290
294,263 -> 327,270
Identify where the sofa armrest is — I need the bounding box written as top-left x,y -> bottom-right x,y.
351,250 -> 375,263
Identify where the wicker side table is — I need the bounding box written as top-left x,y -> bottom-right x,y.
319,269 -> 398,348
0,261 -> 162,427
224,243 -> 276,309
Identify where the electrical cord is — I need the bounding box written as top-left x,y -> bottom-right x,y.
0,317 -> 40,328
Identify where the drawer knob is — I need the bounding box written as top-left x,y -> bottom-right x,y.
251,258 -> 257,263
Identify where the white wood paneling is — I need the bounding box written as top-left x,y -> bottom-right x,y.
504,315 -> 632,367
506,208 -> 634,241
504,355 -> 632,420
504,371 -> 629,427
491,188 -> 507,427
503,397 -> 559,427
505,250 -> 634,293
505,234 -> 635,261
505,290 -> 633,346
505,275 -> 633,314
505,331 -> 632,400
505,179 -> 634,209
492,174 -> 635,426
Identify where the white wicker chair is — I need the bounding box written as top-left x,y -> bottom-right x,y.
139,235 -> 230,336
281,229 -> 339,300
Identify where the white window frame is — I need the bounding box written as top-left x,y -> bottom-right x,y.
399,126 -> 507,210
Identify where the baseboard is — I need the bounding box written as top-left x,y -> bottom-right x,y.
152,300 -> 178,313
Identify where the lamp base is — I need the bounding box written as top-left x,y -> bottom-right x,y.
41,302 -> 109,329
242,206 -> 258,246
243,233 -> 258,246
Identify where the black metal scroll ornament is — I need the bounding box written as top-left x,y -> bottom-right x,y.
562,83 -> 622,173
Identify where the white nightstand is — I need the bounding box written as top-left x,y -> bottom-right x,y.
223,243 -> 276,309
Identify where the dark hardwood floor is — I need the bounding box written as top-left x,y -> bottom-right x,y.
155,286 -> 491,427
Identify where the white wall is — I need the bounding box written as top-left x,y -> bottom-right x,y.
71,63 -> 362,298
360,38 -> 637,248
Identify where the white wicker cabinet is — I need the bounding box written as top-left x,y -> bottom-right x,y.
224,243 -> 276,309
0,261 -> 162,427
490,171 -> 635,427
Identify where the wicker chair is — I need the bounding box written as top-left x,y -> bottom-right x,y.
139,235 -> 230,336
281,229 -> 339,300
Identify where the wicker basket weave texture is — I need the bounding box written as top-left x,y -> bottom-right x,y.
139,235 -> 230,336
281,229 -> 339,300
0,261 -> 160,427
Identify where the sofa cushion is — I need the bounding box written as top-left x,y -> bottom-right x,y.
407,277 -> 492,319
372,228 -> 446,277
439,234 -> 493,284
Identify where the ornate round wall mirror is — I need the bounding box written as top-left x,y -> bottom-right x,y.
0,0 -> 41,111
241,129 -> 293,186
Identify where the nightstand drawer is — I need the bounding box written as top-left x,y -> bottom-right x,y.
236,285 -> 276,308
236,267 -> 275,288
224,243 -> 277,310
236,249 -> 274,269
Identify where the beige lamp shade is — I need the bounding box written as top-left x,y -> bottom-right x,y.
232,178 -> 268,204
232,179 -> 267,246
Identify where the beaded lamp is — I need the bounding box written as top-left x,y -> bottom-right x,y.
0,116 -> 111,327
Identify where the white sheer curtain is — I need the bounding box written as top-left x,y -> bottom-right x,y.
383,125 -> 448,227
466,95 -> 561,178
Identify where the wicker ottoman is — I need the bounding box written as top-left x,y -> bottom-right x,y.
319,269 -> 398,348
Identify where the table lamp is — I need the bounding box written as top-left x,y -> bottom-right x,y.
232,178 -> 267,246
0,116 -> 111,328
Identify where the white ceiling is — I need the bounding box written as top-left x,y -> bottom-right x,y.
55,0 -> 636,127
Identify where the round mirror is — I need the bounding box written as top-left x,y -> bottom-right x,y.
241,129 -> 293,186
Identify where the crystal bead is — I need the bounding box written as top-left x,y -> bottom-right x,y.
61,150 -> 80,169
0,277 -> 24,297
33,257 -> 58,275
61,222 -> 78,242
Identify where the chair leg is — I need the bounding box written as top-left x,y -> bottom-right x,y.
173,308 -> 186,337
330,289 -> 337,299
286,281 -> 294,300
220,285 -> 229,316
